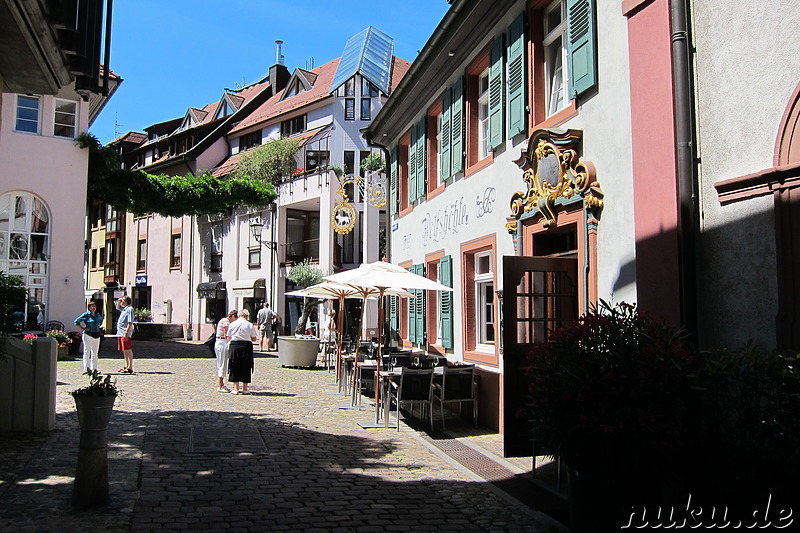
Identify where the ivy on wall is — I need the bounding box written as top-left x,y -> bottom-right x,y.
78,134 -> 278,217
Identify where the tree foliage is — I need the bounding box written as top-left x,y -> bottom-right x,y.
78,134 -> 277,217
360,152 -> 385,173
287,259 -> 324,288
286,260 -> 325,335
234,138 -> 300,185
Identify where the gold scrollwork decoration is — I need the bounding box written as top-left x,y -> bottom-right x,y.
507,129 -> 602,231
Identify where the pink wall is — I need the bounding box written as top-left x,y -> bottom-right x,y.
626,0 -> 682,326
0,89 -> 91,329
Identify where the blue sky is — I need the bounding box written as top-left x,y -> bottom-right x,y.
90,0 -> 451,144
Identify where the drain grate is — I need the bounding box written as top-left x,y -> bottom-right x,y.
424,437 -> 513,482
188,426 -> 266,454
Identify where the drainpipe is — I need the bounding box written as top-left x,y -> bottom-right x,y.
184,162 -> 196,340
670,0 -> 699,340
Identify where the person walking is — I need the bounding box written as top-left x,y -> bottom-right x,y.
256,302 -> 276,351
116,296 -> 135,373
214,309 -> 237,393
73,300 -> 104,374
226,308 -> 258,395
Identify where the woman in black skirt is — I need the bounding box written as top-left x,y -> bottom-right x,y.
225,308 -> 258,394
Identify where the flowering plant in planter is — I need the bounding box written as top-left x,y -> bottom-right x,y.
524,300 -> 698,478
22,333 -> 38,344
45,329 -> 71,347
133,308 -> 151,322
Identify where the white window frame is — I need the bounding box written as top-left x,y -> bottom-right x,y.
544,0 -> 569,117
474,250 -> 495,348
15,95 -> 41,134
53,98 -> 78,139
478,69 -> 491,160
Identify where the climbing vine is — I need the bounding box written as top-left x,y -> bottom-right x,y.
78,134 -> 277,217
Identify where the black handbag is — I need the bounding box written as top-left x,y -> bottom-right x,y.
203,332 -> 217,355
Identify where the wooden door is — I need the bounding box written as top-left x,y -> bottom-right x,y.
502,255 -> 578,457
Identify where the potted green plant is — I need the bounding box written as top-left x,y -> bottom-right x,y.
70,370 -> 120,508
524,301 -> 697,531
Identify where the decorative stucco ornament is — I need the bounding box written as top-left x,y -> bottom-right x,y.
506,129 -> 604,233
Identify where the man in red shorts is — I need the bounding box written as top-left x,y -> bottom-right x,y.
116,296 -> 135,373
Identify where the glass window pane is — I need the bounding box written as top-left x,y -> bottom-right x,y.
14,197 -> 27,230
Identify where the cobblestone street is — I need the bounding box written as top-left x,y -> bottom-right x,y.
0,341 -> 565,532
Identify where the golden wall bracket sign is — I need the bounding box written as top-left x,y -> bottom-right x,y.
330,171 -> 387,234
506,129 -> 603,233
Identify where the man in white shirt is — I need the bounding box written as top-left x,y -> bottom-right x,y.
256,302 -> 276,351
116,296 -> 135,373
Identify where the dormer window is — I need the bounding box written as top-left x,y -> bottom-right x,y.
218,99 -> 232,118
344,78 -> 355,96
361,78 -> 379,97
239,131 -> 262,151
180,115 -> 195,130
281,115 -> 306,137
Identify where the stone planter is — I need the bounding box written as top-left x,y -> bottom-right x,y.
57,345 -> 70,360
72,395 -> 116,507
276,336 -> 320,368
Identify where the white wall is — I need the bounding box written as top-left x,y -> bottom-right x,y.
692,0 -> 800,348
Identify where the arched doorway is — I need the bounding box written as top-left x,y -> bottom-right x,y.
0,192 -> 51,331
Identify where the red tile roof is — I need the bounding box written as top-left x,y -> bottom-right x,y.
230,59 -> 340,134
390,57 -> 412,92
230,56 -> 410,135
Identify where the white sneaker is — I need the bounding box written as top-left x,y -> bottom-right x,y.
217,387 -> 230,393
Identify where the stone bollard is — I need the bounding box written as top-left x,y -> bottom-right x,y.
71,394 -> 116,507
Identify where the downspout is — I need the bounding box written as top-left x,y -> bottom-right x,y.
670,0 -> 699,341
184,161 -> 196,340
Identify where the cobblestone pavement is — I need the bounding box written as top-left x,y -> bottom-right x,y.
0,341 -> 566,532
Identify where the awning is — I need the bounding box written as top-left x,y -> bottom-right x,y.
196,281 -> 226,299
230,278 -> 266,297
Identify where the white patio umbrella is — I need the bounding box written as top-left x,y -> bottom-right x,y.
324,261 -> 454,411
285,281 -> 413,381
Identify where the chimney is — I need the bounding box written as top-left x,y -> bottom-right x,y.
269,40 -> 290,92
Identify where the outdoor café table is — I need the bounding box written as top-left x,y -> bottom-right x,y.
380,366 -> 445,428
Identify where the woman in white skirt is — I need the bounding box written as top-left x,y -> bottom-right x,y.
214,310 -> 237,392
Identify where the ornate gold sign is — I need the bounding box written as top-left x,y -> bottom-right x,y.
331,201 -> 357,235
506,129 -> 603,233
330,169 -> 387,234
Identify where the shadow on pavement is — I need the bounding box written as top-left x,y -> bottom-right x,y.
0,408 -> 563,532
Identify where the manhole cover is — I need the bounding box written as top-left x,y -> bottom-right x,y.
188,426 -> 266,454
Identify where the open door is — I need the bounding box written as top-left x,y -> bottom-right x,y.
502,255 -> 578,457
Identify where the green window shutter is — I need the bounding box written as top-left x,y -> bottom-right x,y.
389,146 -> 398,218
450,78 -> 464,174
389,295 -> 398,344
488,35 -> 505,151
441,89 -> 452,181
439,255 -> 453,349
416,265 -> 426,345
409,125 -> 418,203
506,12 -> 526,138
567,0 -> 597,98
416,117 -> 427,199
408,271 -> 417,343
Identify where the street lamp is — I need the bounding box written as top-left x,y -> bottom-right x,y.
249,215 -> 277,250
